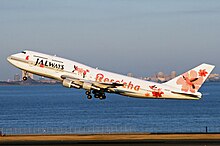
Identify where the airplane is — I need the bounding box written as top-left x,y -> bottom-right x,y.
7,50 -> 215,100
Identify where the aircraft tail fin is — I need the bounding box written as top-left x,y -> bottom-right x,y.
164,63 -> 215,94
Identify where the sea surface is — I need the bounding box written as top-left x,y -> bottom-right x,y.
0,82 -> 220,134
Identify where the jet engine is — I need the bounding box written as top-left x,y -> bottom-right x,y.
82,82 -> 92,90
82,82 -> 101,91
62,79 -> 80,89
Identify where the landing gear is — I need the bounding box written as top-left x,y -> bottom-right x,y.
87,95 -> 92,99
85,91 -> 90,95
99,94 -> 106,100
92,90 -> 106,100
85,91 -> 92,100
94,94 -> 100,98
22,71 -> 28,81
85,90 -> 107,100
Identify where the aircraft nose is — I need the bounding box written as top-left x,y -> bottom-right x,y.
7,56 -> 12,63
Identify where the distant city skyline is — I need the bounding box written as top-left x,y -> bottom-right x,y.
8,70 -> 220,83
1,0 -> 220,80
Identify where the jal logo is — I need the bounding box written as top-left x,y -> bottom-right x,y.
25,56 -> 29,60
35,58 -> 64,70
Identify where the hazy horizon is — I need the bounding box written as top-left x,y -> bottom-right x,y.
1,0 -> 220,80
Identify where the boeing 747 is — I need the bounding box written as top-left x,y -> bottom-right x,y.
7,50 -> 215,100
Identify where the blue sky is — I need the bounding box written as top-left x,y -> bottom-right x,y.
1,0 -> 220,80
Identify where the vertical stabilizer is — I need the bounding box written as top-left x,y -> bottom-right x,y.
164,63 -> 215,94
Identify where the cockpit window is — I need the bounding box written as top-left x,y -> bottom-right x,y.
21,51 -> 26,54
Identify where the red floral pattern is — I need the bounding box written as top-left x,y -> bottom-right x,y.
72,65 -> 90,78
152,91 -> 164,97
145,93 -> 150,96
176,70 -> 203,93
198,69 -> 208,77
149,85 -> 164,98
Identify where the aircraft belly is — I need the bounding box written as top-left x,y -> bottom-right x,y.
114,88 -> 199,100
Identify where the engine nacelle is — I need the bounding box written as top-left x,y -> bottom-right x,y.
62,79 -> 80,89
82,82 -> 92,90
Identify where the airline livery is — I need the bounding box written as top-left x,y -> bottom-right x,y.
7,50 -> 215,100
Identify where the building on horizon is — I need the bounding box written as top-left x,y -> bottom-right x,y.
171,71 -> 177,79
127,73 -> 134,77
208,73 -> 220,81
145,71 -> 177,83
14,74 -> 20,81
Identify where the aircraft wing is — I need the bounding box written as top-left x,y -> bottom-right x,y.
61,75 -> 123,90
92,82 -> 124,89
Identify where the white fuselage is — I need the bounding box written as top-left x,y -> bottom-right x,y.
7,51 -> 202,100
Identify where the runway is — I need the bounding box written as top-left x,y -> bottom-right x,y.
1,133 -> 220,145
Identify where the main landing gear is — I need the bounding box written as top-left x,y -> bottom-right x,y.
85,91 -> 92,99
85,90 -> 106,100
93,90 -> 106,100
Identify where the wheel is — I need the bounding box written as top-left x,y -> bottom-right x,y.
99,96 -> 103,100
99,93 -> 106,100
87,95 -> 92,99
23,76 -> 28,81
94,94 -> 100,98
85,91 -> 90,95
102,95 -> 106,99
99,95 -> 106,100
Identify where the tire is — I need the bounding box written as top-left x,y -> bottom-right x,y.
86,91 -> 90,95
87,95 -> 92,99
102,95 -> 106,99
99,95 -> 104,100
94,94 -> 100,98
23,76 -> 28,81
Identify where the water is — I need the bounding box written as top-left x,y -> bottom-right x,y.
0,82 -> 220,133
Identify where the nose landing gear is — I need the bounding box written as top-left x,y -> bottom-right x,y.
22,71 -> 28,81
22,76 -> 28,81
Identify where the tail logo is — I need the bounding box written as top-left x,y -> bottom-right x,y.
176,69 -> 206,93
164,64 -> 215,96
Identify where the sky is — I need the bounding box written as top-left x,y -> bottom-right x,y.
0,0 -> 220,80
